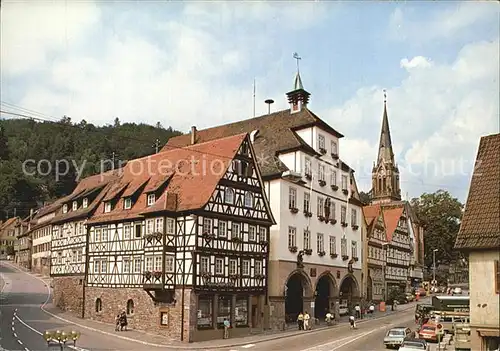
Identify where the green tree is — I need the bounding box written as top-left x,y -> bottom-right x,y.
359,191 -> 371,205
0,124 -> 9,161
410,190 -> 463,269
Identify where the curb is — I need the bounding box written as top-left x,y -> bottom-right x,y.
1,261 -> 420,349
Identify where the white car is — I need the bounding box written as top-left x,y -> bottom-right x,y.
398,339 -> 430,351
453,287 -> 462,295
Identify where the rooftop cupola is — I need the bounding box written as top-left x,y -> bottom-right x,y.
286,52 -> 310,113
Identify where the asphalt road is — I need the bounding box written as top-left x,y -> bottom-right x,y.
0,261 -> 146,351
218,308 -> 421,351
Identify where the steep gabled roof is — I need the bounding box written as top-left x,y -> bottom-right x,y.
381,205 -> 404,242
89,133 -> 259,224
455,133 -> 500,250
363,204 -> 381,227
163,107 -> 344,177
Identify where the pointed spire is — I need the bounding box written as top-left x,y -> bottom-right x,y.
377,90 -> 395,164
286,52 -> 310,112
293,72 -> 304,91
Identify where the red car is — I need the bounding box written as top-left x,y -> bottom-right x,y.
418,324 -> 438,342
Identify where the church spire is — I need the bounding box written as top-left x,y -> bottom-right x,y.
371,90 -> 401,204
377,90 -> 395,164
286,52 -> 310,113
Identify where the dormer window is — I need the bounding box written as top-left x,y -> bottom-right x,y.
104,202 -> 112,213
124,198 -> 132,209
225,188 -> 234,204
72,201 -> 78,211
62,204 -> 68,213
147,194 -> 155,206
83,198 -> 88,208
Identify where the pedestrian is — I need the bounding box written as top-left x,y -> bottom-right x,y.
114,314 -> 121,331
354,304 -> 361,319
297,312 -> 304,330
325,312 -> 333,325
303,311 -> 311,330
369,304 -> 375,314
223,318 -> 230,339
120,311 -> 128,331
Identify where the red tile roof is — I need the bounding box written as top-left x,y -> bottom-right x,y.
455,133 -> 500,250
363,204 -> 381,226
88,133 -> 249,224
381,206 -> 404,242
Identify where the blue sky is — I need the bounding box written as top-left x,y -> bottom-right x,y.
1,1 -> 499,202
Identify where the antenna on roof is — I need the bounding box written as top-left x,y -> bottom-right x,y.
265,99 -> 274,114
253,78 -> 256,117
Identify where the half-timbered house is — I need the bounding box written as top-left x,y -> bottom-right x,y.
164,71 -> 365,327
84,133 -> 274,342
50,170 -> 120,316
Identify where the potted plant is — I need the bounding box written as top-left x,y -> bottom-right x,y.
304,211 -> 312,218
330,253 -> 338,258
318,179 -> 326,187
202,232 -> 215,240
318,215 -> 325,222
304,248 -> 312,255
201,271 -> 212,279
341,222 -> 348,227
318,251 -> 326,257
153,231 -> 163,240
330,219 -> 337,225
352,225 -> 359,230
319,148 -> 327,154
305,173 -> 312,180
289,246 -> 298,253
290,207 -> 299,214
342,255 -> 349,261
342,189 -> 348,195
353,257 -> 359,262
331,184 -> 339,191
331,153 -> 339,159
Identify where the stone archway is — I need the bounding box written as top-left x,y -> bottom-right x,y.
284,270 -> 312,323
314,273 -> 337,319
339,274 -> 360,309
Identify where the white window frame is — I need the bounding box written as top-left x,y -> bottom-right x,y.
341,175 -> 348,190
215,258 -> 224,275
303,192 -> 310,212
134,258 -> 142,273
317,197 -> 324,217
224,188 -> 234,204
155,217 -> 164,233
244,192 -> 253,207
242,260 -> 250,276
317,233 -> 324,253
124,198 -> 132,209
94,228 -> 101,242
146,219 -> 154,235
351,241 -> 357,258
351,209 -> 357,226
329,236 -> 336,255
200,257 -> 209,273
104,202 -> 111,213
82,198 -> 88,208
331,140 -> 337,155
232,222 -> 241,239
124,224 -> 131,240
218,221 -> 227,238
72,201 -> 77,211
123,257 -> 131,273
145,257 -> 153,271
154,256 -> 162,271
341,237 -> 347,256
259,227 -> 266,242
318,134 -> 325,150
319,164 -> 325,181
166,218 -> 175,234
331,170 -> 337,186
101,259 -> 107,274
147,194 -> 155,206
289,187 -> 297,209
63,204 -> 68,214
341,205 -> 347,223
102,227 -> 108,242
248,226 -> 256,242
305,158 -> 312,176
202,218 -> 213,234
165,256 -> 174,273
288,226 -> 296,247
229,259 -> 237,275
303,229 -> 310,250
254,260 -> 262,275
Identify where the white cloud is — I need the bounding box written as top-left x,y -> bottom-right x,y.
0,1 -> 100,76
325,39 -> 499,200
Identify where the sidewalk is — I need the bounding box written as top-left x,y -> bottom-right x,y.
42,299 -> 423,349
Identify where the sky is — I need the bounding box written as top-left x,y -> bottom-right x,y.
1,1 -> 499,203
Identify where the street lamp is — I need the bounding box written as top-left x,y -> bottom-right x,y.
433,249 -> 438,287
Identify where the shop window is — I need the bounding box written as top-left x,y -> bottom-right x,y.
197,295 -> 213,329
217,295 -> 232,329
235,296 -> 248,327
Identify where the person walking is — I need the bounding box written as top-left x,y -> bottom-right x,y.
114,314 -> 121,331
223,318 -> 230,339
119,311 -> 128,331
354,304 -> 361,319
303,311 -> 311,330
297,312 -> 304,330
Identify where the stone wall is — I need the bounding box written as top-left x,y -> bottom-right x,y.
52,276 -> 84,316
84,287 -> 195,342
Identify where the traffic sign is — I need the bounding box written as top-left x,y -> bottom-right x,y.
436,323 -> 444,334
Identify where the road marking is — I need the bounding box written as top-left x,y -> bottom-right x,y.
13,333 -> 18,338
17,340 -> 23,345
242,344 -> 255,348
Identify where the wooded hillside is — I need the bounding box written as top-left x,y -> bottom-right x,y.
0,117 -> 182,221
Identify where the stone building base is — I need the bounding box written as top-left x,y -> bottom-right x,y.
52,276 -> 84,316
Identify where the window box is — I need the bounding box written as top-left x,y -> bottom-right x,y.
318,215 -> 325,222
201,271 -> 212,279
290,207 -> 299,214
331,185 -> 339,191
304,211 -> 313,218
304,248 -> 312,255
202,232 -> 215,240
341,222 -> 348,227
342,189 -> 348,195
319,148 -> 327,154
331,153 -> 339,159
318,180 -> 326,187
352,225 -> 359,230
289,246 -> 298,253
353,257 -> 359,262
330,219 -> 337,225
318,251 -> 326,257
330,253 -> 338,259
342,255 -> 349,261
305,173 -> 312,180
152,271 -> 162,279
231,237 -> 242,243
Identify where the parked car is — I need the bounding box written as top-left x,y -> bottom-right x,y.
453,287 -> 462,295
398,338 -> 430,351
383,327 -> 413,348
418,324 -> 438,342
405,293 -> 415,302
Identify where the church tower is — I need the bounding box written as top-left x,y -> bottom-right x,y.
371,91 -> 401,204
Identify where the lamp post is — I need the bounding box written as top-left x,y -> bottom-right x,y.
433,249 -> 438,286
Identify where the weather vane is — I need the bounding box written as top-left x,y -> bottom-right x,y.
293,52 -> 301,72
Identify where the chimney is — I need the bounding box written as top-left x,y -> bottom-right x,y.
265,99 -> 274,114
190,126 -> 197,145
